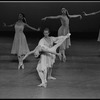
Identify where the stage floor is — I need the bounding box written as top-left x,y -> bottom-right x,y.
0,37 -> 100,98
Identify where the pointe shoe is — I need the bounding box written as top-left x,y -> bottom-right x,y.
18,63 -> 24,69
18,64 -> 21,69
48,76 -> 56,80
22,64 -> 24,69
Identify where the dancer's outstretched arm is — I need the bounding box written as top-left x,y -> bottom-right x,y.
68,14 -> 82,19
64,10 -> 81,19
83,10 -> 100,16
41,15 -> 62,20
25,23 -> 40,31
3,22 -> 15,27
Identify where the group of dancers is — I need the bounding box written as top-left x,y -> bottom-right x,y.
3,8 -> 100,88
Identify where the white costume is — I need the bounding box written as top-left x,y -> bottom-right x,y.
36,36 -> 58,71
36,33 -> 71,72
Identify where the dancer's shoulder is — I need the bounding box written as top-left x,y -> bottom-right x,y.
38,38 -> 45,44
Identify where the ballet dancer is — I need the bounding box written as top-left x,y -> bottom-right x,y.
23,28 -> 71,88
42,8 -> 82,62
82,10 -> 100,45
3,13 -> 40,69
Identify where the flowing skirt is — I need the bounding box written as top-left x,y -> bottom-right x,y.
11,32 -> 30,56
36,33 -> 71,71
58,25 -> 71,50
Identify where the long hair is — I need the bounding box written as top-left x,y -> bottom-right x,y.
18,13 -> 27,23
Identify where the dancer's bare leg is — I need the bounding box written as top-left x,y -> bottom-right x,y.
48,67 -> 56,80
46,33 -> 71,53
44,69 -> 47,83
37,70 -> 47,88
58,49 -> 63,61
62,50 -> 66,62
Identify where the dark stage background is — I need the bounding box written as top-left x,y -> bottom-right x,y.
0,1 -> 100,40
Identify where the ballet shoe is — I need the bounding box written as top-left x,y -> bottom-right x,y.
18,63 -> 24,69
18,64 -> 21,69
48,76 -> 56,80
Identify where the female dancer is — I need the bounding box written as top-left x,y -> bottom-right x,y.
82,10 -> 100,43
41,8 -> 82,62
23,29 -> 71,88
3,13 -> 40,69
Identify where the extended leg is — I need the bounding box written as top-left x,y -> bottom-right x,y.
48,66 -> 56,80
37,69 -> 47,88
62,49 -> 66,62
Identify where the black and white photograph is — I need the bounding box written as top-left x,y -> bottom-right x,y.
0,0 -> 100,98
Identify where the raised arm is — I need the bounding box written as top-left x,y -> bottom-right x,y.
3,22 -> 15,27
25,23 -> 40,31
83,10 -> 100,16
41,15 -> 61,20
68,14 -> 82,19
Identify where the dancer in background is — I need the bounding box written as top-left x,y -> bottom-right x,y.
42,8 -> 82,62
82,10 -> 100,45
3,13 -> 40,69
23,28 -> 71,88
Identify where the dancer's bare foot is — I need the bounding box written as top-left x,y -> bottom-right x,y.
63,56 -> 66,62
45,79 -> 47,83
38,83 -> 47,88
48,76 -> 56,80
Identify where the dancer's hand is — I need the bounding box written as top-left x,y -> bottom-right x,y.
3,23 -> 6,27
41,17 -> 47,21
67,33 -> 71,37
37,27 -> 41,31
83,11 -> 87,16
79,15 -> 82,20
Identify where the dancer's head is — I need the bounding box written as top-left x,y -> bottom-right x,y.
43,28 -> 50,37
61,8 -> 69,15
18,13 -> 27,23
